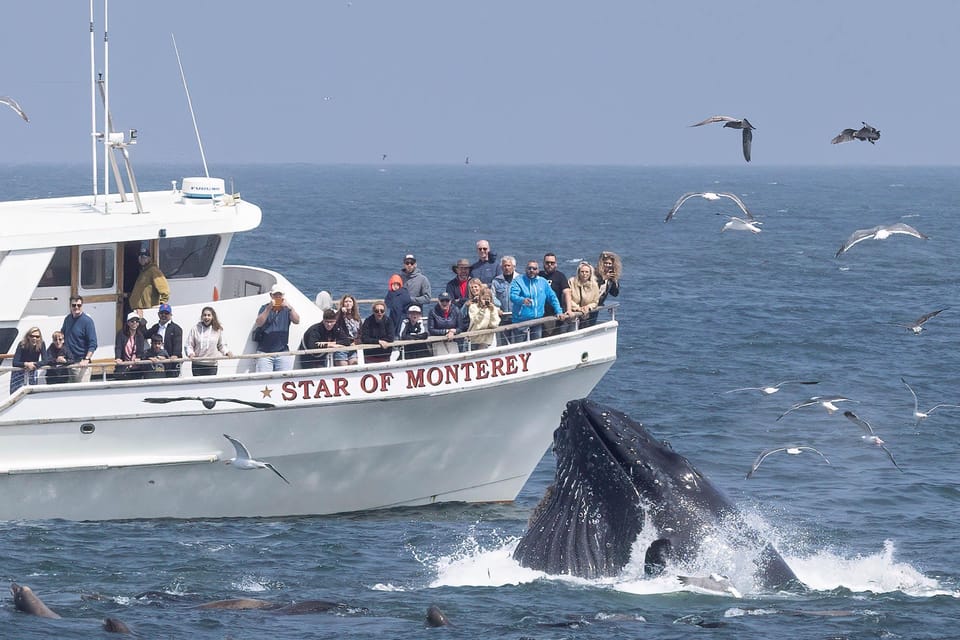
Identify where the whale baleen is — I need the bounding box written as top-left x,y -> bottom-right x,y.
513,399 -> 800,590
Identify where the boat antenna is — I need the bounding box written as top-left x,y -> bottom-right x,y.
88,0 -> 99,200
172,33 -> 209,178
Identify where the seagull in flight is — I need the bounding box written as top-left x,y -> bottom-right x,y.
143,397 -> 274,410
724,380 -> 819,395
223,434 -> 291,484
900,377 -> 960,425
842,411 -> 903,472
835,222 -> 928,257
690,115 -> 755,162
746,446 -> 830,478
0,96 -> 28,122
777,395 -> 857,421
893,308 -> 947,334
665,191 -> 754,222
720,216 -> 763,234
831,122 -> 880,145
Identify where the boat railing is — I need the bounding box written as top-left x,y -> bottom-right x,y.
0,304 -> 617,389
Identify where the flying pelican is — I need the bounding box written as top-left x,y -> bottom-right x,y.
690,115 -> 755,162
0,96 -> 28,122
223,434 -> 291,484
900,377 -> 960,425
842,411 -> 903,472
665,191 -> 754,222
724,380 -> 819,395
142,397 -> 274,410
831,122 -> 880,145
893,308 -> 947,334
777,395 -> 857,421
746,446 -> 830,478
835,222 -> 928,257
720,216 -> 763,234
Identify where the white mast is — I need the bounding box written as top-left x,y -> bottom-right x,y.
102,0 -> 110,209
89,0 -> 98,201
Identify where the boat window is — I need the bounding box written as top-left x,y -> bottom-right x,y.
38,246 -> 72,287
80,247 -> 115,289
0,328 -> 17,355
159,234 -> 220,279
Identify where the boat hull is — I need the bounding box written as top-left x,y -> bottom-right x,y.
0,322 -> 616,520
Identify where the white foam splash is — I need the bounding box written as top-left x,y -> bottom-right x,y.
425,532 -> 956,598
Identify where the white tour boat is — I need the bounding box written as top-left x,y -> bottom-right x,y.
0,9 -> 618,522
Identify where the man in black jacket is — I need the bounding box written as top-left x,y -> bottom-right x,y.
144,303 -> 183,378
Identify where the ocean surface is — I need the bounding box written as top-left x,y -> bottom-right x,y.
3,164 -> 960,638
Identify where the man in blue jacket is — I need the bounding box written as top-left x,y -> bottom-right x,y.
509,260 -> 564,342
61,295 -> 98,383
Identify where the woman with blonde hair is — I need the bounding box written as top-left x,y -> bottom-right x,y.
595,250 -> 623,306
465,283 -> 501,350
11,327 -> 45,392
569,261 -> 601,326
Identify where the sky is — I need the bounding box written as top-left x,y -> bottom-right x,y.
2,1 -> 959,166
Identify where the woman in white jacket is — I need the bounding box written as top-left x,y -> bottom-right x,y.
465,283 -> 501,350
184,307 -> 233,376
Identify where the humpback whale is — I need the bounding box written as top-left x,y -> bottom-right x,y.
513,399 -> 800,590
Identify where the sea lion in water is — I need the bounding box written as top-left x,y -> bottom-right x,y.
426,605 -> 453,627
10,583 -> 61,619
195,597 -> 275,610
103,617 -> 133,634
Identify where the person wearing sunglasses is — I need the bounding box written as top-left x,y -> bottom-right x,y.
469,239 -> 502,285
359,303 -> 395,363
10,327 -> 46,393
60,296 -> 98,383
398,253 -> 432,309
509,261 -> 564,342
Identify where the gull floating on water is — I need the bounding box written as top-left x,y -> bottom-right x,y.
835,222 -> 928,257
665,191 -> 754,222
720,216 -> 763,234
724,380 -> 819,395
223,434 -> 291,484
842,411 -> 903,472
690,115 -> 755,162
746,446 -> 830,478
831,122 -> 880,145
777,395 -> 857,421
893,308 -> 947,334
0,96 -> 28,122
900,377 -> 960,425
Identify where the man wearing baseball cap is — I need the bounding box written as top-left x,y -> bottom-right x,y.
399,253 -> 432,308
144,302 -> 183,378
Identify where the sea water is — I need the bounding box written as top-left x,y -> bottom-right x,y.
1,164 -> 959,638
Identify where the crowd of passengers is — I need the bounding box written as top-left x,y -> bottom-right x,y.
5,242 -> 621,390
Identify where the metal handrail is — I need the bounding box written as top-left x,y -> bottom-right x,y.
1,304 -> 618,376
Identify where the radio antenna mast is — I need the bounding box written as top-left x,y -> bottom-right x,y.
171,33 -> 209,178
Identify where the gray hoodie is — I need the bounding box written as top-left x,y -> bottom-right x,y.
400,267 -> 432,307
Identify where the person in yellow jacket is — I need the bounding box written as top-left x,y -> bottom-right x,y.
129,248 -> 170,311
